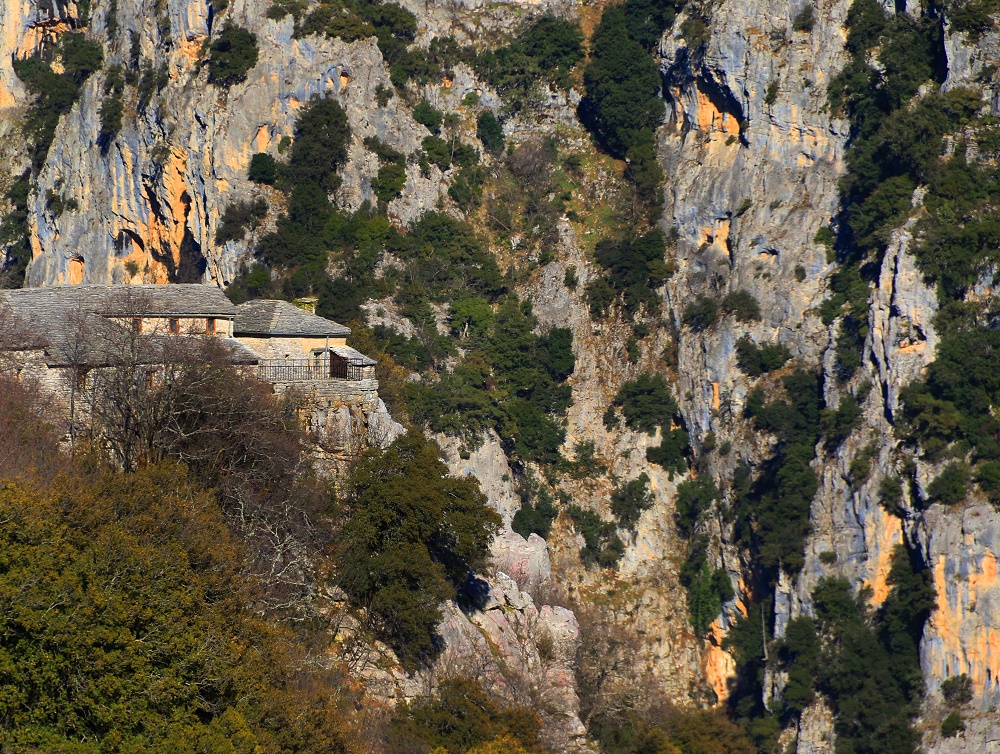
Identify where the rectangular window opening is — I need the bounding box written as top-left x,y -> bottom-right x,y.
206,317 -> 216,334
169,318 -> 180,334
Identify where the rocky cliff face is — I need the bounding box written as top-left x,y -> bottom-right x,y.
6,0 -> 1000,749
27,1 -> 429,286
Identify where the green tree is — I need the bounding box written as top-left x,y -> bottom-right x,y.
734,369 -> 823,573
720,290 -> 762,321
735,337 -> 792,377
13,33 -> 103,171
248,152 -> 278,184
477,111 -> 505,156
336,430 -> 501,669
582,6 -> 665,158
613,372 -> 678,434
927,462 -> 970,506
610,473 -> 653,531
413,98 -> 444,133
567,505 -> 625,569
208,23 -> 259,86
674,476 -> 719,537
682,295 -> 720,332
588,229 -> 673,318
473,14 -> 583,109
512,486 -> 558,539
0,466 -> 355,752
284,94 -> 351,193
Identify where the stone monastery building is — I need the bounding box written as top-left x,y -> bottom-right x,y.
0,283 -> 377,388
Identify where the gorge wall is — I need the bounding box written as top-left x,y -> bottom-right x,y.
4,0 -> 1000,750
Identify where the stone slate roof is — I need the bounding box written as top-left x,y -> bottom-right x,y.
43,335 -> 260,368
331,345 -> 376,366
0,284 -> 238,320
0,285 -> 247,368
234,300 -> 351,337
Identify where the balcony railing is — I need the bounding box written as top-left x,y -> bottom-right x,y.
255,358 -> 372,382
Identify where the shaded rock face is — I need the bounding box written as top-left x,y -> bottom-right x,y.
526,227 -> 708,704
652,0 -> 1000,747
780,228 -> 936,645
659,0 -> 850,438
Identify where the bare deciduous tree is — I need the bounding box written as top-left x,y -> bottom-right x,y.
574,600 -> 646,729
56,289 -> 329,618
59,304 -> 95,451
78,289 -> 167,471
0,372 -> 70,483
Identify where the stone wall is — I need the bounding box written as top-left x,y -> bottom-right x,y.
235,335 -> 349,359
272,377 -> 403,462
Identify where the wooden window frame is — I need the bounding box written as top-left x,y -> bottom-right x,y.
206,317 -> 216,334
168,317 -> 180,334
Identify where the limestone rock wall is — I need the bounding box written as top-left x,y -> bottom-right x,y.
650,0 -> 1000,745
8,0 -> 1000,747
22,0 -> 434,286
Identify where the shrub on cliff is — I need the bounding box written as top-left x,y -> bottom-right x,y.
927,462 -> 970,506
207,23 -> 259,86
941,674 -> 974,707
613,372 -> 679,434
734,369 -> 823,573
248,152 -> 278,184
215,197 -> 267,245
474,14 -> 583,109
567,505 -> 625,568
512,485 -> 558,539
682,295 -> 720,332
477,111 -> 505,156
610,473 -> 654,532
646,427 -> 690,477
284,94 -> 351,192
587,229 -> 673,318
720,289 -> 762,322
682,553 -> 734,635
674,476 -> 719,537
98,65 -> 125,153
365,136 -> 407,205
413,98 -> 444,134
735,337 -> 792,377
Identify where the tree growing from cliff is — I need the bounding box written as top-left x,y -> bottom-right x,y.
735,369 -> 823,574
477,111 -> 505,156
336,430 -> 501,669
612,372 -> 679,434
284,94 -> 351,192
474,13 -> 583,109
587,230 -> 673,319
13,32 -> 104,171
207,22 -> 259,86
582,7 -> 665,158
